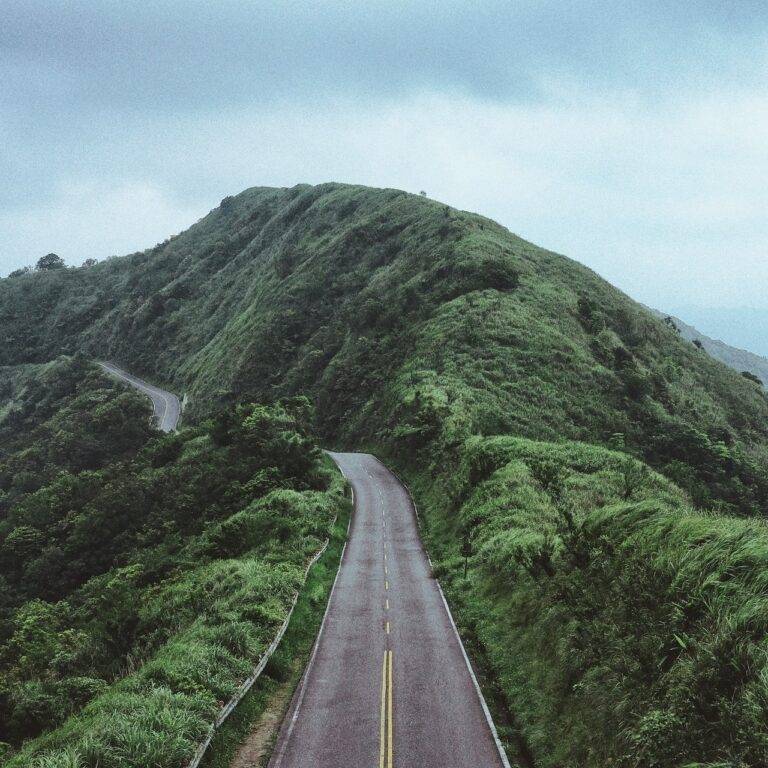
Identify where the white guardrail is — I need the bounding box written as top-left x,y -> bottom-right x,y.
184,531 -> 334,768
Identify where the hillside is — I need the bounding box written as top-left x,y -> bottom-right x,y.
648,306 -> 768,386
0,358 -> 348,766
3,183 -> 768,766
3,183 -> 768,513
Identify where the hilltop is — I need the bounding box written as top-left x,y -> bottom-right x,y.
2,183 -> 768,512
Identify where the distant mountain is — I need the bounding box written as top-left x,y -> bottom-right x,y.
648,306 -> 768,386
665,306 -> 768,359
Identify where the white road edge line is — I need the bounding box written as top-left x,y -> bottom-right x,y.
270,541 -> 348,768
436,582 -> 512,768
272,453 -> 353,768
370,454 -> 511,768
324,451 -> 353,534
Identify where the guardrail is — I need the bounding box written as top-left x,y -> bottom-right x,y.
184,534 -> 333,768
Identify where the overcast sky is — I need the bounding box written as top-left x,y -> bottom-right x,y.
2,2 -> 767,326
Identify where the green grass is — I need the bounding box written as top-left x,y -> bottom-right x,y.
0,361 -> 348,764
400,436 -> 768,767
200,483 -> 350,768
5,481 -> 348,768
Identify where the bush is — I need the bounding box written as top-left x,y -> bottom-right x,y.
0,361 -> 345,759
35,254 -> 65,271
415,435 -> 768,767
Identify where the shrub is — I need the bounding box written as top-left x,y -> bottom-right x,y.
35,254 -> 65,271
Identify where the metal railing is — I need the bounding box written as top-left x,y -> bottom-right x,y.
184,535 -> 332,768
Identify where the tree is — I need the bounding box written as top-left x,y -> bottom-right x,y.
741,370 -> 763,386
237,400 -> 318,482
2,526 -> 43,562
35,253 -> 65,271
81,258 -> 98,268
7,266 -> 30,278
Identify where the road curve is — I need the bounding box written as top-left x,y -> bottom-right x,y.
98,362 -> 181,432
269,452 -> 510,768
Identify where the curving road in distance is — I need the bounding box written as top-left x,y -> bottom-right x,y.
269,452 -> 511,768
98,361 -> 181,432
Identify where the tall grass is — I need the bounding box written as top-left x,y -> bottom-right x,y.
5,472 -> 347,767
411,435 -> 768,767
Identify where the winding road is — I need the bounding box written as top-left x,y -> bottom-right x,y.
98,362 -> 181,432
100,365 -> 508,764
269,452 -> 510,768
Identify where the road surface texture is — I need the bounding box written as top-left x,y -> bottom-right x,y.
269,452 -> 510,768
98,362 -> 180,432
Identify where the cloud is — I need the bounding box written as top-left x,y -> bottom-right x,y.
0,181 -> 201,269
2,0 -> 766,121
1,1 -> 767,319
4,87 -> 767,309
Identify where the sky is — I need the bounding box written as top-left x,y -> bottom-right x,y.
2,1 -> 767,347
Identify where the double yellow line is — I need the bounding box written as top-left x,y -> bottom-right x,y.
379,649 -> 393,768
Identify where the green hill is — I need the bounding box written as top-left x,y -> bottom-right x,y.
0,357 -> 348,766
3,183 -> 768,766
3,183 -> 768,512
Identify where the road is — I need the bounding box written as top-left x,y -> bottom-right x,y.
269,452 -> 510,768
98,362 -> 181,432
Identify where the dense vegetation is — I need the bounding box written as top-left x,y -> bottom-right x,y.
414,437 -> 768,767
0,358 -> 347,766
3,182 -> 768,766
2,183 -> 767,515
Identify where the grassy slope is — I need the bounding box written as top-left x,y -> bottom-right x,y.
415,437 -> 768,767
0,360 -> 348,767
7,479 -> 348,768
4,183 -> 768,765
199,496 -> 350,768
2,183 -> 768,509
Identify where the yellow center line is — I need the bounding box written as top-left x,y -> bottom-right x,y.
385,580 -> 389,590
387,650 -> 394,768
386,621 -> 390,634
379,650 -> 387,768
384,564 -> 388,576
385,598 -> 389,610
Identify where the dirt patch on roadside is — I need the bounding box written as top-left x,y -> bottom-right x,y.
229,678 -> 295,768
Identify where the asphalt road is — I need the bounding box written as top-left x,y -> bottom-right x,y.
98,362 -> 181,432
269,452 -> 510,768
